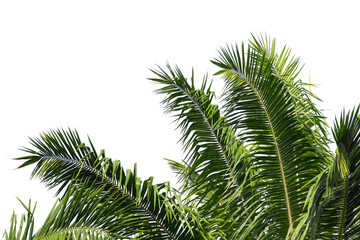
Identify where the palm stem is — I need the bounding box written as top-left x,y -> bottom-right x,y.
338,178 -> 349,239
235,69 -> 293,228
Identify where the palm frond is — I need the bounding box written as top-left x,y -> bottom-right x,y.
298,105 -> 360,239
211,36 -> 329,238
249,34 -> 331,160
149,64 -> 256,238
16,129 -> 211,240
34,182 -> 120,239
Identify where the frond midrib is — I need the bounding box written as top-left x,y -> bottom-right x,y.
338,177 -> 349,239
230,69 -> 293,228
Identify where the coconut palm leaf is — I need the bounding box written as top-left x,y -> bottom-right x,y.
15,129 -> 212,240
6,183 -> 135,240
248,34 -> 331,160
149,65 -> 248,203
35,182 -> 124,240
295,105 -> 360,239
149,65 -> 260,238
211,36 -> 329,238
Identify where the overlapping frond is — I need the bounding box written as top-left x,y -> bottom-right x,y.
296,105 -> 360,239
249,34 -> 331,161
16,129 -> 209,240
211,35 -> 329,238
149,64 -> 256,238
34,182 -> 120,240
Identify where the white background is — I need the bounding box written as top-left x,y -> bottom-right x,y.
1,0 -> 359,234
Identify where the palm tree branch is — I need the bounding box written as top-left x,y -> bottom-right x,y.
38,155 -> 177,240
298,105 -> 360,239
249,34 -> 330,160
211,38 -> 329,237
150,64 -> 255,238
16,129 -> 203,240
239,69 -> 293,226
149,64 -> 248,200
215,55 -> 294,227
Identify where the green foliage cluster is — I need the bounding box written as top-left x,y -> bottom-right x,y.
5,35 -> 360,239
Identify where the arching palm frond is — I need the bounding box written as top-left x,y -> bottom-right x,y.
297,105 -> 360,239
6,183 -> 137,240
15,129 -> 211,240
249,34 -> 331,161
149,65 -> 256,238
34,182 -> 125,240
211,36 -> 329,238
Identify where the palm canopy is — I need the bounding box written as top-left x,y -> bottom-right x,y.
5,34 -> 360,239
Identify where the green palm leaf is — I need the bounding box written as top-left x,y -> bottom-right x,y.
248,34 -> 331,161
211,35 -> 329,238
34,182 -> 122,240
15,129 -> 210,240
298,105 -> 360,239
149,64 -> 256,238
